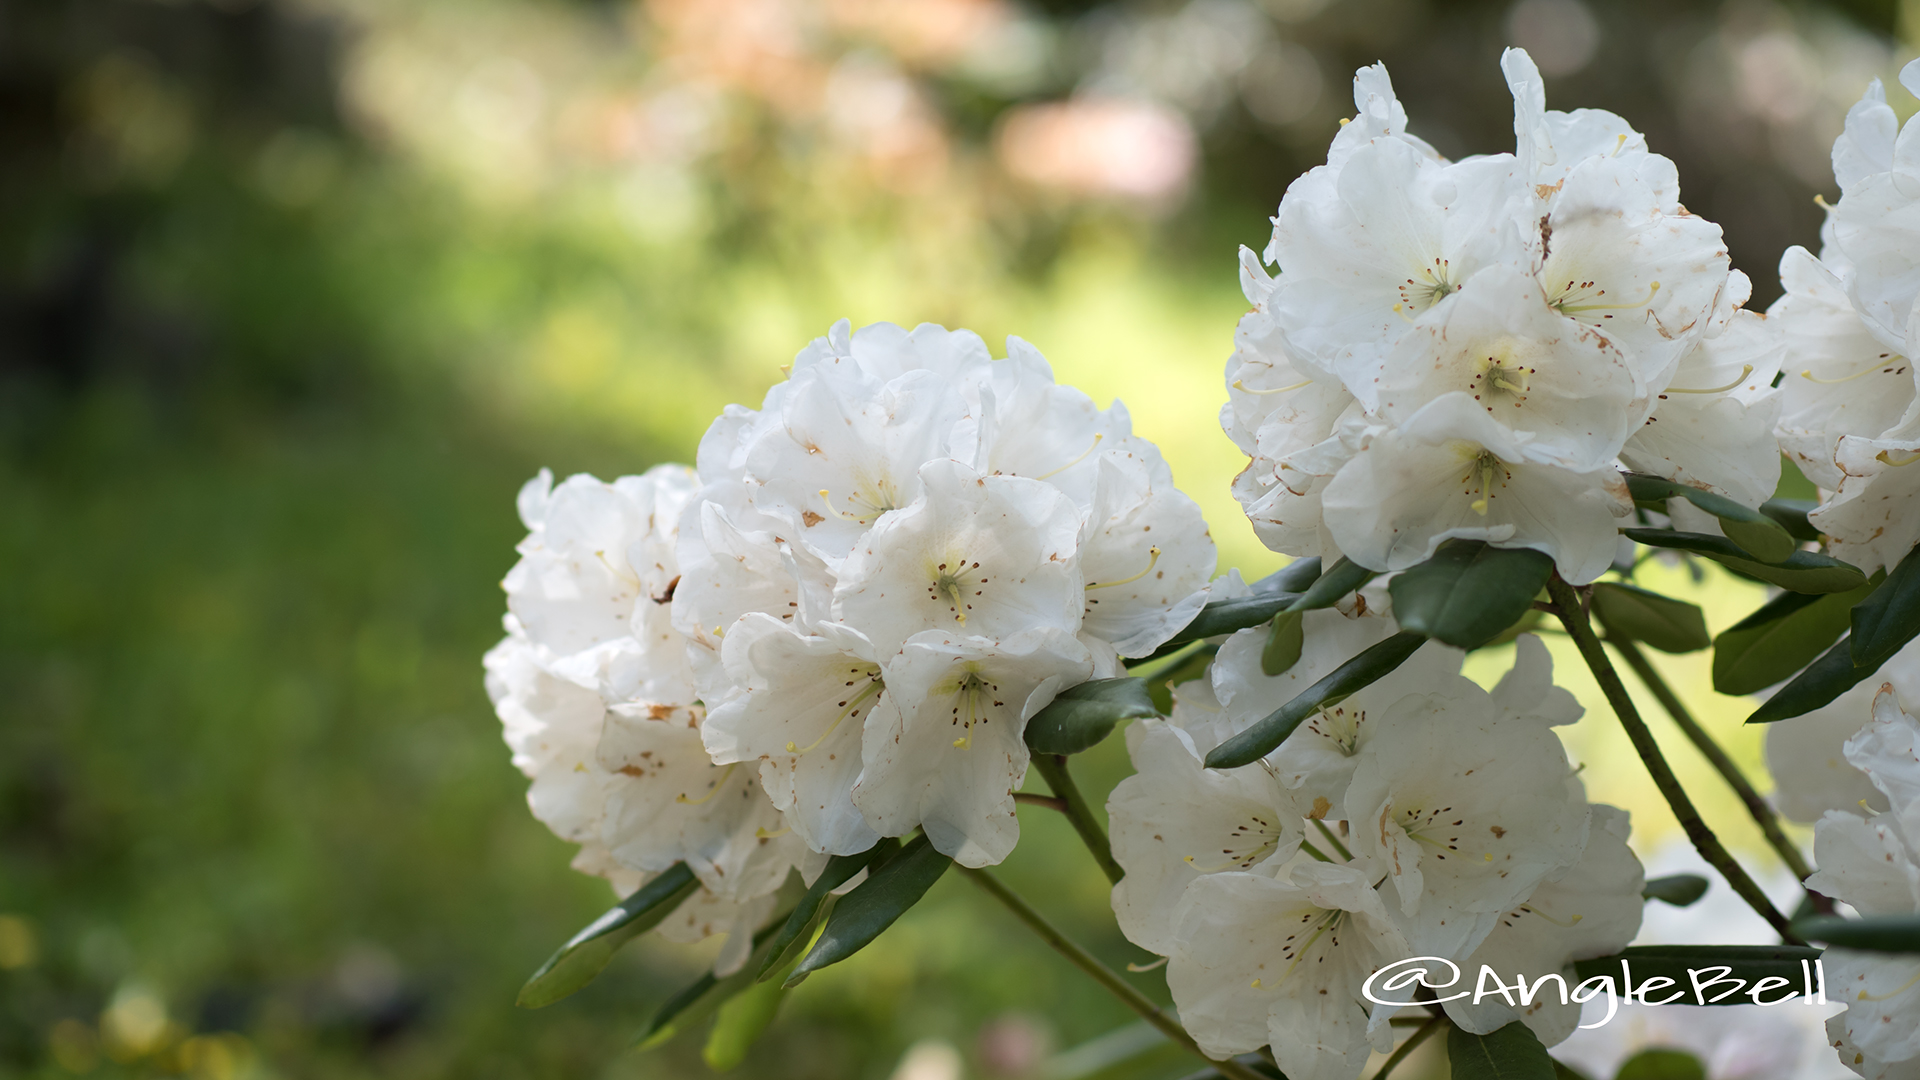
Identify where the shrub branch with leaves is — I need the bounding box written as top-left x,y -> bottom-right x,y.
484,48 -> 1920,1080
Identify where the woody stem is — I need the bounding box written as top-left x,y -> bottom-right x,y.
1546,576 -> 1803,944
1602,632 -> 1814,881
1030,753 -> 1125,885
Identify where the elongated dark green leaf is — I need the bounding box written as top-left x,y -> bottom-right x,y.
517,862 -> 700,1008
1288,556 -> 1378,613
786,834 -> 950,987
758,842 -> 896,980
1615,1049 -> 1706,1080
1627,475 -> 1797,563
1204,632 -> 1427,769
1261,609 -> 1305,676
1622,529 -> 1867,593
1388,541 -> 1555,650
704,965 -> 792,1070
1793,913 -> 1920,953
1852,543 -> 1920,670
1746,636 -> 1878,724
1713,578 -> 1877,695
1572,945 -> 1823,992
1024,678 -> 1158,755
1761,498 -> 1822,543
1449,1021 -> 1556,1080
1642,874 -> 1709,907
1140,561 -> 1323,661
1591,583 -> 1710,654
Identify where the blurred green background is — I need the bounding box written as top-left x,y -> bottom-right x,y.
1,0 -> 1913,1076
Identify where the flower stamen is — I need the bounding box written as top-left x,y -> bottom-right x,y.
1088,547 -> 1161,590
1034,433 -> 1104,480
1665,365 -> 1754,395
1557,280 -> 1660,315
1232,377 -> 1315,395
786,678 -> 883,754
1802,359 -> 1903,385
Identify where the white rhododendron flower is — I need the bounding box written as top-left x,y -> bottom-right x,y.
1170,862 -> 1412,1080
486,467 -> 817,974
1773,60 -> 1920,577
1226,49 -> 1773,584
1806,687 -> 1920,1079
690,320 -> 1215,866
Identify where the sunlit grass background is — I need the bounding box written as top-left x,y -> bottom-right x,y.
3,0 -> 1915,1076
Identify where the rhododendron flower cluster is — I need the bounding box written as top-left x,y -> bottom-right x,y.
481,46 -> 1920,1080
1225,50 -> 1780,584
1109,607 -> 1643,1080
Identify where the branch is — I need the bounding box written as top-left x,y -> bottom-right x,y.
1603,632 -> 1814,881
1013,792 -> 1069,814
959,867 -> 1268,1080
1030,754 -> 1125,885
1545,576 -> 1803,944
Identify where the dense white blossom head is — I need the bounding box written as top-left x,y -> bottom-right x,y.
1228,53 -> 1754,585
671,320 -> 1215,867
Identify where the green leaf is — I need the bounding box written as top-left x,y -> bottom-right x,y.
1024,678 -> 1159,755
1622,529 -> 1867,594
1713,577 -> 1879,695
1204,632 -> 1427,769
1614,1049 -> 1706,1080
1792,913 -> 1920,953
1388,541 -> 1555,650
517,862 -> 700,1008
1261,609 -> 1305,676
1590,583 -> 1710,654
1852,542 -> 1920,670
1572,945 -> 1824,993
1140,560 -> 1324,661
1760,498 -> 1822,544
1626,475 -> 1797,563
1641,874 -> 1709,907
1746,636 -> 1878,724
1448,1021 -> 1557,1080
703,968 -> 790,1071
786,834 -> 950,987
1287,556 -> 1378,613
757,842 -> 896,981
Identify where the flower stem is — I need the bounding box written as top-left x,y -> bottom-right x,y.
1545,576 -> 1803,944
1013,792 -> 1069,814
1030,754 -> 1125,885
1602,632 -> 1814,881
1369,1012 -> 1446,1080
958,867 -> 1268,1080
